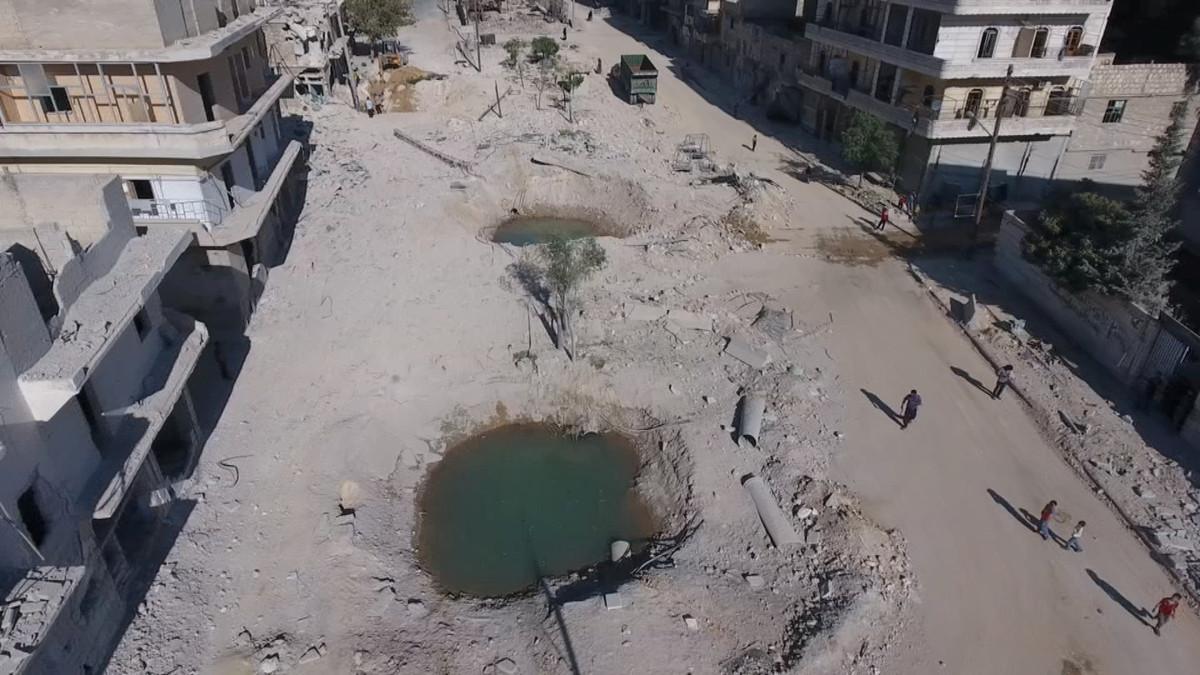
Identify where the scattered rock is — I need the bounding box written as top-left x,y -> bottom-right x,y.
1134,485 -> 1157,500
683,614 -> 700,631
258,655 -> 280,674
495,657 -> 518,674
407,599 -> 429,617
744,574 -> 766,589
299,644 -> 325,664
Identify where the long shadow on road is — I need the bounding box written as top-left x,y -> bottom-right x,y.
986,488 -> 1040,534
952,366 -> 994,397
861,389 -> 902,427
1086,568 -> 1153,627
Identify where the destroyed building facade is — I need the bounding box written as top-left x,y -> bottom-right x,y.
0,174 -> 208,674
262,0 -> 353,101
0,0 -> 303,346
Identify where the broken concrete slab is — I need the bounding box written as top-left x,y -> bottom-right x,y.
603,591 -> 626,610
723,336 -> 770,369
625,302 -> 667,322
683,614 -> 700,631
668,309 -> 714,332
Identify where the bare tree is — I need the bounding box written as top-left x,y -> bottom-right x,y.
541,236 -> 606,359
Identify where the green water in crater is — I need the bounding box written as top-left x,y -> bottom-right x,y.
491,216 -> 604,246
417,423 -> 656,597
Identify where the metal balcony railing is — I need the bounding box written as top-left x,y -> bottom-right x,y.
128,198 -> 228,227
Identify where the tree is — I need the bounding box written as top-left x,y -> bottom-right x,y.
344,0 -> 413,44
531,36 -> 560,62
1120,100 -> 1187,310
532,57 -> 558,110
1178,17 -> 1200,60
840,111 -> 899,186
540,236 -> 607,359
1023,192 -> 1133,295
503,38 -> 527,87
558,68 -> 585,123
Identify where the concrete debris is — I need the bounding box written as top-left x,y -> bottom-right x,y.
494,657 -> 518,674
258,654 -> 280,673
723,336 -> 771,369
1134,485 -> 1157,500
667,309 -> 714,332
744,574 -> 766,589
406,599 -> 429,618
683,615 -> 700,631
625,302 -> 667,322
298,643 -> 326,664
603,592 -> 626,610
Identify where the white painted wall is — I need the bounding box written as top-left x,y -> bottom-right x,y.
934,16 -> 1094,63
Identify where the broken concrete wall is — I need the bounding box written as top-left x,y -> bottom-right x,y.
0,256 -> 100,570
25,566 -> 124,675
994,211 -> 1158,386
160,247 -> 254,339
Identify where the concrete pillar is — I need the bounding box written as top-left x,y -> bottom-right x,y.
891,67 -> 904,104
900,6 -> 913,49
878,2 -> 890,43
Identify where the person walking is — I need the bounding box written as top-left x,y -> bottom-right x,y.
364,94 -> 375,118
876,206 -> 890,231
992,364 -> 1014,400
1065,520 -> 1085,552
1152,593 -> 1182,636
751,134 -> 758,152
908,191 -> 918,218
900,389 -> 922,429
1038,500 -> 1057,541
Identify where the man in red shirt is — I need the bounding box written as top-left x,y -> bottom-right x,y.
1038,500 -> 1057,541
1152,593 -> 1182,636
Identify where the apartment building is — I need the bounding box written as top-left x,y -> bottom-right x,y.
794,0 -> 1113,204
0,174 -> 208,674
0,0 -> 303,341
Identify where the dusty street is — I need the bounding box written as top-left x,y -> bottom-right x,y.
108,3 -> 1200,674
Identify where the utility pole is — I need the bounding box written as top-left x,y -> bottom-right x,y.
473,0 -> 482,72
973,63 -> 1014,245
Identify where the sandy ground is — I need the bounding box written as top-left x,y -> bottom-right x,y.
108,3 -> 1200,674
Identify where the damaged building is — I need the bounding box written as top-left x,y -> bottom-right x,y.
0,0 -> 304,351
0,174 -> 209,674
263,0 -> 353,102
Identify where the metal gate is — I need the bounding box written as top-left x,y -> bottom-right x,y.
1140,314 -> 1197,382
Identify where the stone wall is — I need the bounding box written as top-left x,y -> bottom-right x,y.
994,210 -> 1158,386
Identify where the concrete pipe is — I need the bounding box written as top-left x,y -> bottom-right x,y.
742,474 -> 801,547
610,539 -> 631,562
736,394 -> 767,448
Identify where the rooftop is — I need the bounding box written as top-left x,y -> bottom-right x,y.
18,228 -> 193,421
0,7 -> 280,64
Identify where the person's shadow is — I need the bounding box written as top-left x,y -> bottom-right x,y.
1086,569 -> 1152,627
986,489 -> 1039,534
951,366 -> 994,397
861,389 -> 902,426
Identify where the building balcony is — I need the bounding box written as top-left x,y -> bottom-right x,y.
18,229 -> 193,422
0,74 -> 292,161
805,23 -> 1095,80
901,0 -> 1111,15
915,95 -> 1081,138
132,139 -> 300,246
87,311 -> 207,520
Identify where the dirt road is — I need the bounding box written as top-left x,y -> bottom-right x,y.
572,13 -> 1200,675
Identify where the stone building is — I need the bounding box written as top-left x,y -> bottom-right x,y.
1054,56 -> 1199,193
262,0 -> 353,102
0,0 -> 303,347
0,174 -> 208,674
787,0 -> 1112,205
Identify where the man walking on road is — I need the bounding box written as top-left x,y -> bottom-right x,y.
1065,520 -> 1085,552
900,389 -> 921,429
1152,593 -> 1182,636
993,365 -> 1014,400
1038,500 -> 1057,541
751,134 -> 758,152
